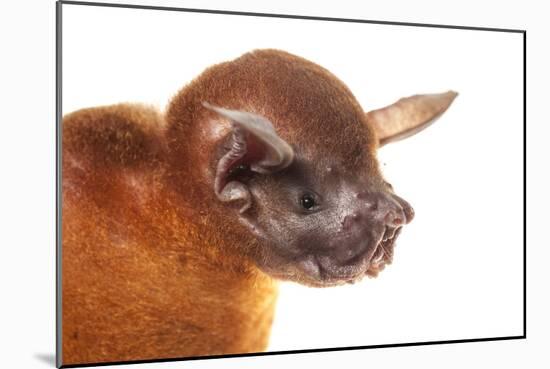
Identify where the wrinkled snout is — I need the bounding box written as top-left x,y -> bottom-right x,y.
331,191 -> 414,267
355,191 -> 415,227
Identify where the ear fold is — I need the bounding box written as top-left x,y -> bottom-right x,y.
366,90 -> 458,147
203,102 -> 295,213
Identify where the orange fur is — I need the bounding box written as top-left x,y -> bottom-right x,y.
62,49 -> 379,365
62,103 -> 278,364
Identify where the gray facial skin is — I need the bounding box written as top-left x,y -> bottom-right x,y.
203,84 -> 456,288
241,158 -> 414,287
203,103 -> 415,287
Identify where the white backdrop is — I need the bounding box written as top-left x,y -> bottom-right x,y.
61,4 -> 523,352
3,0 -> 547,369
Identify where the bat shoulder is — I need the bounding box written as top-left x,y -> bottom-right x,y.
62,103 -> 166,169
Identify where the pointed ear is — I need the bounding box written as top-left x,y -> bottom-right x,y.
366,91 -> 458,147
203,102 -> 295,213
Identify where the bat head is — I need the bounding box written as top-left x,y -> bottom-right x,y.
169,50 -> 457,287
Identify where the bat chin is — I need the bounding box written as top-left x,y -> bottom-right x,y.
294,228 -> 402,287
256,227 -> 403,287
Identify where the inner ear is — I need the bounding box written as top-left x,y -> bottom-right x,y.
203,102 -> 295,213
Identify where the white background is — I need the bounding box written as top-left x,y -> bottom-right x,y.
62,3 -> 523,351
1,0 -> 548,369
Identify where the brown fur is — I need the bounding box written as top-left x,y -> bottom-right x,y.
61,49 -> 408,365
62,101 -> 277,364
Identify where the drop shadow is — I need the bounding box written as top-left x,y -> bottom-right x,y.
34,353 -> 56,367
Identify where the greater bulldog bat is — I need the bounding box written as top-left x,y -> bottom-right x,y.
61,49 -> 457,365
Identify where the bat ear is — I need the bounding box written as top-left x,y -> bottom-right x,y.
366,91 -> 458,147
203,102 -> 295,213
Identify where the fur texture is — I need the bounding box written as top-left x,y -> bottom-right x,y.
61,49 -> 455,365
62,101 -> 277,364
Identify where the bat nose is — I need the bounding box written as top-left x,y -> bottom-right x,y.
394,195 -> 415,225
334,191 -> 414,265
385,211 -> 404,226
356,191 -> 414,226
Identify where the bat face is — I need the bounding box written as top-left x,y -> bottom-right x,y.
169,49 -> 456,288
241,156 -> 415,287
202,91 -> 413,287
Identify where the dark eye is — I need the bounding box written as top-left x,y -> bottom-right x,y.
300,194 -> 316,210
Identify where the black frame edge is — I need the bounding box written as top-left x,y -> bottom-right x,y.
56,1 -> 63,367
60,336 -> 525,368
522,30 -> 527,339
55,2 -> 528,368
58,0 -> 526,33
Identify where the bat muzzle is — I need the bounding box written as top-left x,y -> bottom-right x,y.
315,191 -> 414,283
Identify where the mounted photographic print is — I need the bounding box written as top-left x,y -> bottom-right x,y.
57,1 -> 525,367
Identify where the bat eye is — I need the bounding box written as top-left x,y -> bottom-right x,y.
300,194 -> 316,210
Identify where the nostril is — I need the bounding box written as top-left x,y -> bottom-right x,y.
392,217 -> 403,226
384,212 -> 403,226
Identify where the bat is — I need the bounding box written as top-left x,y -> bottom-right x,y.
61,49 -> 457,364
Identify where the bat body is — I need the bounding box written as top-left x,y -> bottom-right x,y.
61,49 -> 457,365
62,103 -> 277,364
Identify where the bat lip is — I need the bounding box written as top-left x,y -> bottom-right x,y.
314,226 -> 402,285
364,227 -> 401,278
263,226 -> 404,288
